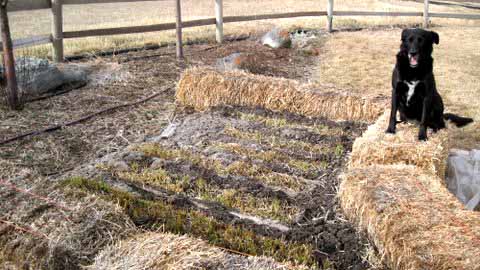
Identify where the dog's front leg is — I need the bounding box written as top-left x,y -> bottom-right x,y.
418,95 -> 432,141
386,87 -> 398,134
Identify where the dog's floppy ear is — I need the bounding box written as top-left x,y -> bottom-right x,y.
401,29 -> 410,41
431,31 -> 439,44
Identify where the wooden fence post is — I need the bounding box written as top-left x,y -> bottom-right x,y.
327,0 -> 334,32
175,0 -> 183,58
51,0 -> 63,62
0,0 -> 21,110
215,0 -> 223,43
423,0 -> 429,28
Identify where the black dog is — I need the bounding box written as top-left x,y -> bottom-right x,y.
386,28 -> 473,140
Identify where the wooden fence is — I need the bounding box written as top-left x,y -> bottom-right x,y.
2,0 -> 480,61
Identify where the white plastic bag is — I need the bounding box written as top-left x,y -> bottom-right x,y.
446,149 -> 480,211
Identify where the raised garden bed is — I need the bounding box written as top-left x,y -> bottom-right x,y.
63,107 -> 369,269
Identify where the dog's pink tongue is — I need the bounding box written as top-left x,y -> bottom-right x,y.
410,55 -> 418,66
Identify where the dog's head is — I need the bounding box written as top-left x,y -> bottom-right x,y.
400,28 -> 439,68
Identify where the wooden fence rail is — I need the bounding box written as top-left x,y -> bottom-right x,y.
2,0 -> 480,59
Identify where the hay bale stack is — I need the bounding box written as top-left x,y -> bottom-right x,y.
176,67 -> 388,122
339,165 -> 480,270
349,111 -> 450,178
89,232 -> 306,270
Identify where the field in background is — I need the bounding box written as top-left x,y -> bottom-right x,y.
314,26 -> 480,149
8,0 -> 480,57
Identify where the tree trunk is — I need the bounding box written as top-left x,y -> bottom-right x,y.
0,0 -> 21,110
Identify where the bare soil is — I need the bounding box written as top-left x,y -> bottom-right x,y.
66,106 -> 369,269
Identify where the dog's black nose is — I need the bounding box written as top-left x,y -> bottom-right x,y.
409,51 -> 417,56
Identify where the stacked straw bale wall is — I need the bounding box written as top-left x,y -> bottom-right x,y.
341,112 -> 480,269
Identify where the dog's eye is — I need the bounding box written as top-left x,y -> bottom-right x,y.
418,37 -> 423,43
408,37 -> 414,43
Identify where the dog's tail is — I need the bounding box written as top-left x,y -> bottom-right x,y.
443,113 -> 474,127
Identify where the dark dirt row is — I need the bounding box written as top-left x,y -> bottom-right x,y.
65,106 -> 369,269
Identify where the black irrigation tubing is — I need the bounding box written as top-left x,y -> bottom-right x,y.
0,87 -> 171,146
65,34 -> 251,61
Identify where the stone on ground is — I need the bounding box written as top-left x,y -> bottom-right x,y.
3,57 -> 88,97
261,28 -> 292,49
216,52 -> 259,73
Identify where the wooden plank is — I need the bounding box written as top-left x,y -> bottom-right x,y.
7,0 -> 50,12
62,10 -> 480,41
333,11 -> 423,16
429,12 -> 480,19
64,23 -> 175,38
223,11 -> 327,23
327,0 -> 334,32
424,0 -> 430,28
63,13 -> 325,39
51,0 -> 64,62
175,0 -> 183,58
62,0 -> 166,5
63,18 -> 216,39
7,0 -> 167,12
0,35 -> 51,51
215,0 -> 223,43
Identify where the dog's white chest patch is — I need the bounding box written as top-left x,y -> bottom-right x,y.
404,80 -> 419,106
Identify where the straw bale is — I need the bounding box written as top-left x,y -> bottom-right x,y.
339,165 -> 480,270
89,232 -> 306,270
0,179 -> 134,269
349,111 -> 450,178
176,67 -> 388,122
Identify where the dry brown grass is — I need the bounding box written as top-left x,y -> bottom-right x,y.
339,165 -> 480,270
315,26 -> 480,149
176,67 -> 388,122
8,0 -> 480,57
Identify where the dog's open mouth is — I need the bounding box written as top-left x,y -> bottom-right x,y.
409,54 -> 418,67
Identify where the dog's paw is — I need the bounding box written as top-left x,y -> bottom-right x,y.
385,127 -> 396,134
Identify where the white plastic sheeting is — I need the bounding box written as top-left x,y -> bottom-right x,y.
446,149 -> 480,211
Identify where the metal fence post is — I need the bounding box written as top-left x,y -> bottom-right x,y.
215,0 -> 223,43
327,0 -> 334,32
423,0 -> 430,28
51,0 -> 64,62
175,0 -> 183,58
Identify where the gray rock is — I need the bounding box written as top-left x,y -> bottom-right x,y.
261,28 -> 292,49
216,52 -> 243,72
4,57 -> 88,97
160,123 -> 178,139
216,53 -> 260,73
216,53 -> 246,72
